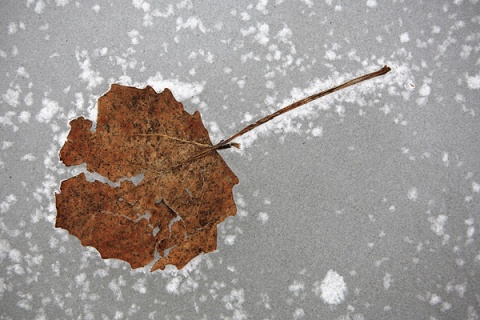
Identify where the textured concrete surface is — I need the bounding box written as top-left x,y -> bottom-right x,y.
1,1 -> 479,319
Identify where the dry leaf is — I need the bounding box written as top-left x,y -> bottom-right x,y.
56,66 -> 391,271
56,85 -> 239,271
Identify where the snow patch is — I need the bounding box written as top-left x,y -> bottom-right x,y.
18,111 -> 31,123
466,74 -> 480,89
2,88 -> 20,108
293,308 -> 305,319
8,22 -> 18,34
400,32 -> 410,43
473,181 -> 480,193
222,289 -> 246,319
108,276 -> 126,301
313,269 -> 347,305
76,49 -> 104,90
419,83 -> 431,96
289,280 -> 305,296
176,16 -> 207,33
258,212 -> 269,224
20,153 -> 36,161
325,50 -> 337,60
224,234 -> 236,245
407,187 -> 418,201
366,0 -> 377,8
1,194 -> 17,213
275,26 -> 292,43
429,214 -> 448,236
254,23 -> 270,45
9,248 -> 22,263
383,273 -> 393,290
132,278 -> 147,293
256,0 -> 268,14
36,98 -> 61,123
142,72 -> 204,102
311,126 -> 323,137
35,0 -> 45,14
55,0 -> 70,6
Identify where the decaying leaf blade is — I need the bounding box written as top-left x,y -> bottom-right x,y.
56,84 -> 239,270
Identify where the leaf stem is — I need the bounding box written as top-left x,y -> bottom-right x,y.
185,65 -> 391,163
216,65 -> 391,149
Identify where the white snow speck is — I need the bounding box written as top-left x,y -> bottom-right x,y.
429,293 -> 441,305
224,234 -> 236,245
258,212 -> 269,224
0,111 -> 18,132
9,248 -> 22,263
176,16 -> 207,33
311,127 -> 323,137
429,214 -> 448,236
35,0 -> 45,14
325,50 -> 337,60
2,88 -> 20,107
2,141 -> 13,150
465,218 -> 475,243
254,23 -> 270,45
166,277 -> 181,294
442,152 -> 449,166
16,67 -> 29,78
128,29 -> 142,45
0,194 -> 17,213
419,83 -> 431,96
383,273 -> 393,290
275,26 -> 292,42
400,32 -> 410,43
75,273 -> 86,286
256,0 -> 268,14
221,289 -> 246,319
143,72 -> 204,101
12,45 -> 19,57
55,0 -> 69,6
465,74 -> 480,89
301,0 -> 313,8
76,50 -> 104,90
366,0 -> 377,8
237,79 -> 246,88
8,22 -> 17,34
407,187 -> 418,201
24,92 -> 33,106
293,308 -> 305,319
240,11 -> 251,21
132,278 -> 147,294
289,280 -> 305,296
108,276 -> 126,301
18,111 -> 31,123
132,0 -> 144,9
36,98 -> 61,123
472,182 -> 480,193
313,269 -> 347,305
20,154 -> 36,161
242,112 -> 253,122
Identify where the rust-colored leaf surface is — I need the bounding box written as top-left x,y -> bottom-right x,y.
55,84 -> 239,271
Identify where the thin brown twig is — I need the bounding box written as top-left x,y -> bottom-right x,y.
185,65 -> 391,162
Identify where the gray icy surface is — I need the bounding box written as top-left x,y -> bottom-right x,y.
1,1 -> 480,319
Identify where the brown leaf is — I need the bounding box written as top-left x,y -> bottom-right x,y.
55,85 -> 239,271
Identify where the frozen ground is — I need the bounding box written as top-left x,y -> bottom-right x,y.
1,1 -> 479,319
